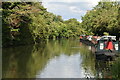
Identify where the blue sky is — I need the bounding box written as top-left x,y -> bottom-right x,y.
42,0 -> 101,22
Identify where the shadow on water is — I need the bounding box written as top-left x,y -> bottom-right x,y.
2,39 -> 120,79
110,57 -> 120,79
2,39 -> 81,78
94,58 -> 120,79
3,42 -> 49,78
79,41 -> 120,79
79,43 -> 96,78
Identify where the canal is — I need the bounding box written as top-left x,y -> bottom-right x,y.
2,39 -> 120,78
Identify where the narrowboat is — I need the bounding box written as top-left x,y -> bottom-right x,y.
95,36 -> 120,60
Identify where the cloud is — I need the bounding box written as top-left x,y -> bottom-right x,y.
42,0 -> 100,5
69,6 -> 85,13
42,0 -> 101,21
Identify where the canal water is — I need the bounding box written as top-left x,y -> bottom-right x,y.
2,39 -> 119,78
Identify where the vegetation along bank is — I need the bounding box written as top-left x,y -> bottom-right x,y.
2,1 -> 120,47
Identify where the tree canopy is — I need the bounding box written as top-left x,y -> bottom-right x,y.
81,1 -> 120,36
2,2 -> 84,47
2,1 -> 120,47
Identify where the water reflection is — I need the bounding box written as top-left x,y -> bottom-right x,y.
36,54 -> 85,78
2,39 -> 119,78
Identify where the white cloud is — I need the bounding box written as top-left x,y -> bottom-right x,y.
69,6 -> 85,13
42,0 -> 100,6
42,0 -> 96,2
41,0 -> 102,21
42,0 -> 119,3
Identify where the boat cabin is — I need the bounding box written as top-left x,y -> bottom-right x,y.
96,36 -> 119,52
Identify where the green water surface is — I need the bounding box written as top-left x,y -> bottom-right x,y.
2,39 -> 120,79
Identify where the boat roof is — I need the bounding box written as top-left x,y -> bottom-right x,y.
100,36 -> 116,40
101,36 -> 116,37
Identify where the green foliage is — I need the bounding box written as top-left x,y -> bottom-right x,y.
103,32 -> 109,35
2,1 -> 120,47
2,2 -> 84,47
2,2 -> 35,47
64,18 -> 84,37
111,58 -> 120,79
81,1 -> 120,36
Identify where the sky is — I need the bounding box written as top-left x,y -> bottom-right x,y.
42,0 -> 101,22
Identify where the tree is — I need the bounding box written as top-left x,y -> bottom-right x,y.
81,1 -> 119,36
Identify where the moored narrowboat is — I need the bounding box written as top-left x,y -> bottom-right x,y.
95,36 -> 120,60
